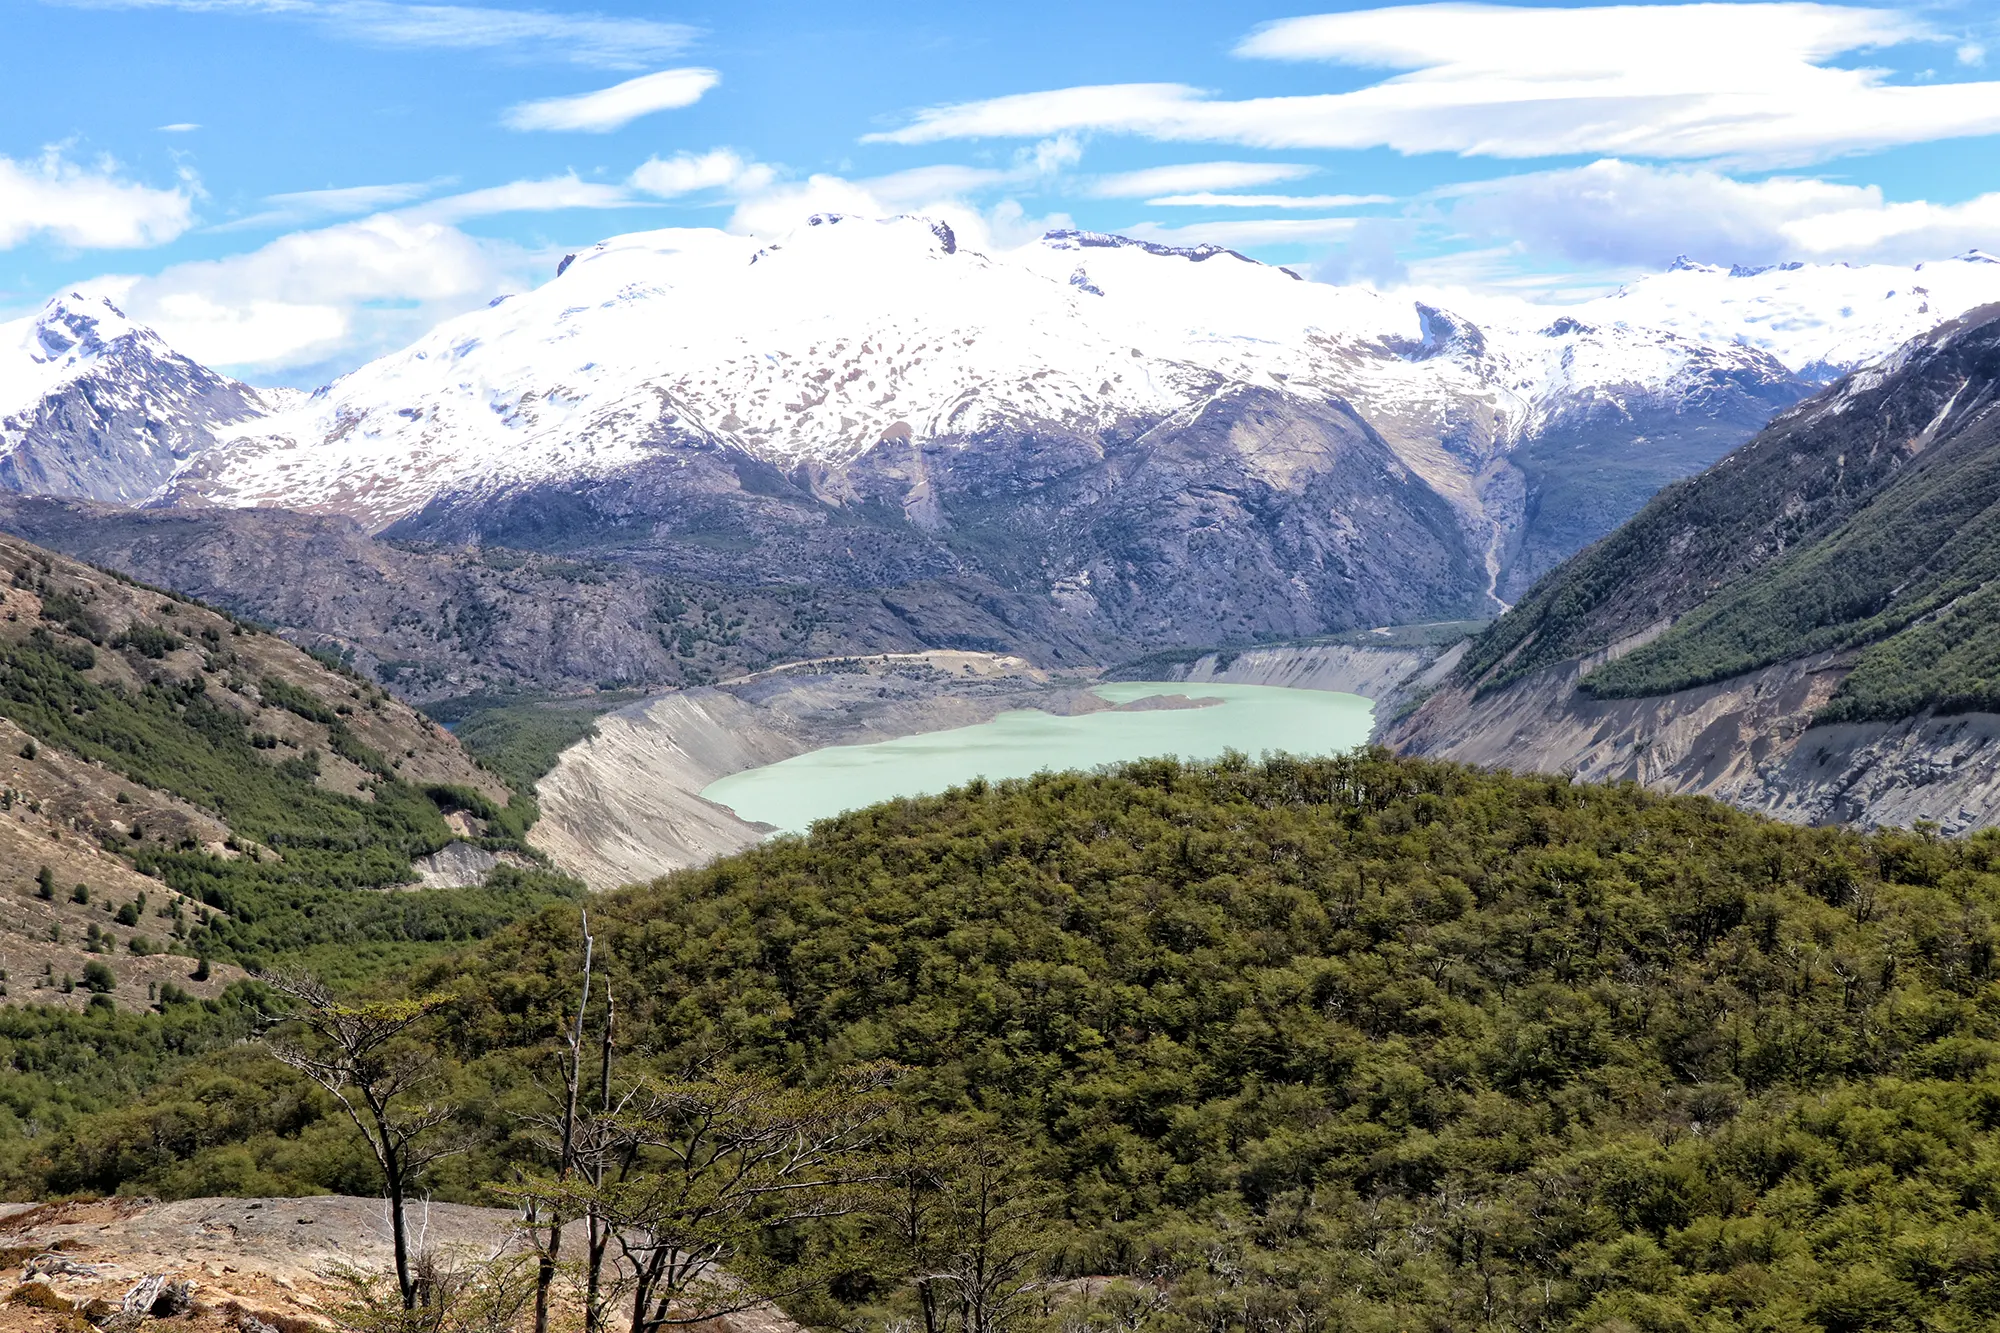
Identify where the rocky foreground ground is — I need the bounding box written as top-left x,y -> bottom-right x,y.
0,1196 -> 516,1331
0,1196 -> 802,1333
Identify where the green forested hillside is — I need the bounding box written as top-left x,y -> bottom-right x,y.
20,751 -> 2000,1333
1587,349 -> 2000,717
1458,305 -> 2000,719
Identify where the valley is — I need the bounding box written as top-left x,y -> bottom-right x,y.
7,207 -> 2000,1333
13,5 -> 2000,1331
9,231 -> 2000,697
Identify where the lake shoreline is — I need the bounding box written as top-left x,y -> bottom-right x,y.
699,681 -> 1375,839
531,643 -> 1445,890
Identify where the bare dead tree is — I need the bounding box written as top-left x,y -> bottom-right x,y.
508,914 -> 644,1333
533,1066 -> 895,1333
522,911 -> 594,1333
264,971 -> 462,1311
868,1118 -> 1060,1333
579,981 -> 628,1333
912,1131 -> 1052,1333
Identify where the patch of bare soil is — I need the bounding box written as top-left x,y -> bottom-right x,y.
0,1198 -> 802,1333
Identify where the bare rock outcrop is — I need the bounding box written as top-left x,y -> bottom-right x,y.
1391,650 -> 2000,834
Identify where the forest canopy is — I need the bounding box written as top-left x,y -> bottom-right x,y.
10,750 -> 2000,1332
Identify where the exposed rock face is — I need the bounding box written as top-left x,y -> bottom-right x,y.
1498,376 -> 1813,601
393,387 -> 1491,644
1392,650 -> 2000,834
0,1196 -> 802,1333
0,295 -> 281,505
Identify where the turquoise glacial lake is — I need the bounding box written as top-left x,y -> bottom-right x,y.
700,681 -> 1375,837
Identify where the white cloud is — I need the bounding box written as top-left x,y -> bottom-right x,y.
1121,216 -> 1364,247
1024,134 -> 1084,175
872,3 -> 2000,166
406,174 -> 636,222
503,67 -> 720,133
157,122 -> 201,133
0,151 -> 194,249
59,0 -> 696,68
93,212 -> 530,372
85,166 -> 664,373
1961,41 -> 1988,66
1146,191 -> 1393,208
215,179 -> 442,231
718,169 -> 1070,251
1090,161 -> 1314,197
1449,158 -> 2000,267
629,149 -> 773,198
726,174 -> 889,238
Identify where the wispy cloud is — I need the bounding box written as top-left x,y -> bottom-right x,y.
0,150 -> 194,250
55,0 -> 697,68
1146,192 -> 1392,208
215,179 -> 444,231
156,122 -> 201,133
871,3 -> 1998,167
1089,161 -> 1314,197
405,174 -> 637,222
503,67 -> 720,132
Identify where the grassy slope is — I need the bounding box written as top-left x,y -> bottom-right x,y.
1588,365 -> 2000,718
426,690 -> 647,795
26,751 -> 2000,1331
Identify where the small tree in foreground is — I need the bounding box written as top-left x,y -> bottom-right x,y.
264,971 -> 462,1311
514,910 -> 612,1333
871,1119 -> 1058,1333
525,1064 -> 896,1333
325,1246 -> 535,1333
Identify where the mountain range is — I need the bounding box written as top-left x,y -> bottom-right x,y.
1391,300 -> 2000,831
10,217 -> 2000,693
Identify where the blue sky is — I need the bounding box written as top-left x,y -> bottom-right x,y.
4,0 -> 2000,384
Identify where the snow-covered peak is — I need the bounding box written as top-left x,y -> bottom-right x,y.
180,217 -> 1881,530
196,217 -> 1474,525
1583,254 -> 2000,380
0,293 -> 158,421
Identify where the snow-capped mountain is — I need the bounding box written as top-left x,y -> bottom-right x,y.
1577,251 -> 2000,382
10,215 -> 2000,647
0,294 -> 291,505
174,216 -> 1798,535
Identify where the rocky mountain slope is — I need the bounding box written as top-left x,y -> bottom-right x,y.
168,217 -> 1814,622
1390,302 -> 2000,830
0,529 -> 535,1002
8,226 -> 2000,670
0,496 -> 1106,701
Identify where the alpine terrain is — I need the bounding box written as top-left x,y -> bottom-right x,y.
7,218 -> 2000,687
